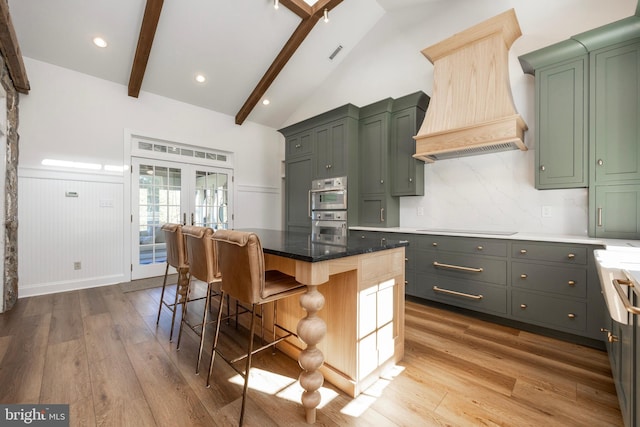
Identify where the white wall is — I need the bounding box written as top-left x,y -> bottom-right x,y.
288,0 -> 637,235
17,58 -> 285,297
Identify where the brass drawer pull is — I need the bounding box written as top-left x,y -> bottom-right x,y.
520,249 -> 527,255
567,253 -> 575,260
520,304 -> 527,309
520,274 -> 527,279
568,280 -> 576,286
433,261 -> 483,273
567,313 -> 576,319
433,286 -> 483,300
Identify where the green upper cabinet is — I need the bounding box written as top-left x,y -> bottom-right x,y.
591,40 -> 640,185
390,92 -> 429,196
315,118 -> 351,180
537,57 -> 588,188
285,129 -> 313,159
519,41 -> 589,189
359,99 -> 392,195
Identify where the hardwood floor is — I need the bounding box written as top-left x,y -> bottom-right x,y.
0,282 -> 623,426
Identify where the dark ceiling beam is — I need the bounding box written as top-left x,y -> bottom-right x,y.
128,0 -> 164,97
0,1 -> 29,94
235,0 -> 344,125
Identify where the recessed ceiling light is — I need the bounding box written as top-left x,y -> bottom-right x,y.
93,37 -> 108,48
195,74 -> 206,83
262,99 -> 270,105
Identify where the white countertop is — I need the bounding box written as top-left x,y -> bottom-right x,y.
349,226 -> 640,248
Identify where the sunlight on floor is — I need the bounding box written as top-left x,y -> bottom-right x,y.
228,368 -> 339,408
341,365 -> 406,417
228,364 -> 406,417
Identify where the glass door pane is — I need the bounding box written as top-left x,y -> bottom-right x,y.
193,169 -> 231,230
132,159 -> 187,279
131,158 -> 233,280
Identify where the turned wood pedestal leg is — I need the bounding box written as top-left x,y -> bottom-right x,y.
296,285 -> 327,424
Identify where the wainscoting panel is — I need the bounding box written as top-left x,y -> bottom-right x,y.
18,172 -> 126,297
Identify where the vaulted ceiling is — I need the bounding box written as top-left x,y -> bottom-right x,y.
6,0 -> 431,128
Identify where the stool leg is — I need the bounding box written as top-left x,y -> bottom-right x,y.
169,277 -> 180,342
239,304 -> 257,427
176,275 -> 193,350
196,282 -> 212,374
206,292 -> 226,388
272,301 -> 277,355
156,263 -> 170,326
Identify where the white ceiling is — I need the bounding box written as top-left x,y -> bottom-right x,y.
8,0 -> 436,129
8,0 -> 637,130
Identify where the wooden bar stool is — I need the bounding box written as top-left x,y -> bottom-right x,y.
155,223 -> 190,342
208,230 -> 306,426
177,225 -> 222,374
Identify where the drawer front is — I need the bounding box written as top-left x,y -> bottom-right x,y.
511,262 -> 587,298
511,290 -> 587,333
511,242 -> 587,264
414,273 -> 507,314
417,251 -> 507,285
417,235 -> 507,257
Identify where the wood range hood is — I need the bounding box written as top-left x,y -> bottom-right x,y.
414,9 -> 527,163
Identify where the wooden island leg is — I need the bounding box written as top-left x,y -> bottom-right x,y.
296,284 -> 327,424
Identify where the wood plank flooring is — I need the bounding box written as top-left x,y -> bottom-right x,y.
0,282 -> 623,426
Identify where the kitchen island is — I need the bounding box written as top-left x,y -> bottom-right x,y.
241,229 -> 408,424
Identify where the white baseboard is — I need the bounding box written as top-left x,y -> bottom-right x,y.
18,274 -> 127,298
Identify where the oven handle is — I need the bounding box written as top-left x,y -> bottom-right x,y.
308,190 -> 311,218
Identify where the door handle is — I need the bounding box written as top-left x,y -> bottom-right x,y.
182,212 -> 187,226
380,208 -> 385,222
191,213 -> 194,226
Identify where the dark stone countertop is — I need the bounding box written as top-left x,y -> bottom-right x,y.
240,228 -> 408,263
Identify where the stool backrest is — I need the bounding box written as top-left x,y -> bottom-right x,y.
161,223 -> 188,269
212,230 -> 265,305
182,225 -> 219,284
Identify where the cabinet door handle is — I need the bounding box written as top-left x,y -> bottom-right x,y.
380,208 -> 385,222
568,280 -> 576,286
540,165 -> 546,171
520,249 -> 527,255
567,313 -> 576,319
567,253 -> 575,260
409,178 -> 413,182
520,274 -> 527,279
308,190 -> 311,218
597,207 -> 603,227
432,242 -> 438,247
597,159 -> 604,166
612,278 -> 640,314
433,286 -> 483,300
476,246 -> 483,251
520,304 -> 527,309
433,261 -> 483,273
295,144 -> 301,148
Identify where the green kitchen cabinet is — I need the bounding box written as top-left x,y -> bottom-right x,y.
358,98 -> 399,227
390,91 -> 429,196
591,184 -> 640,239
280,104 -> 360,232
314,117 -> 352,180
591,40 -> 640,185
285,156 -> 313,233
519,42 -> 589,189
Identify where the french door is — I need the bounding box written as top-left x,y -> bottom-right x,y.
131,157 -> 232,279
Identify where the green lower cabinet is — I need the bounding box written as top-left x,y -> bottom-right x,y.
592,184 -> 640,239
511,290 -> 587,334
